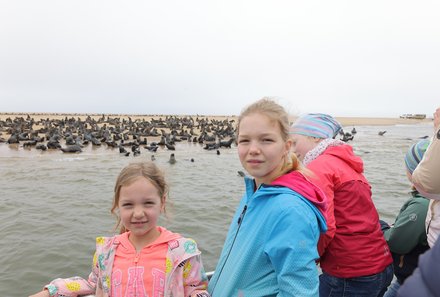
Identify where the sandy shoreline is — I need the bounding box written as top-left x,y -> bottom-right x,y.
0,112 -> 433,126
334,116 -> 432,126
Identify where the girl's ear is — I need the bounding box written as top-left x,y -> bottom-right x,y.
313,137 -> 322,143
285,138 -> 293,154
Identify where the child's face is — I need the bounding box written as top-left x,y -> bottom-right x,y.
237,113 -> 291,186
118,177 -> 164,245
290,134 -> 320,162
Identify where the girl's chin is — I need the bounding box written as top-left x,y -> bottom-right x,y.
130,227 -> 154,236
129,228 -> 159,241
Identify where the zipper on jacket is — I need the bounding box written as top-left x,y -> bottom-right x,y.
237,205 -> 247,224
134,251 -> 140,295
134,252 -> 140,265
210,204 -> 248,295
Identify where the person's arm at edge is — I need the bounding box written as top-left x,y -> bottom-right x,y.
412,108 -> 440,198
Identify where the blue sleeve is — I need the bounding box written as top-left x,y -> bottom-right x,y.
264,199 -> 320,297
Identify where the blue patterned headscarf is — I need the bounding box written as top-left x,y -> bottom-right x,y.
290,113 -> 342,139
405,139 -> 430,174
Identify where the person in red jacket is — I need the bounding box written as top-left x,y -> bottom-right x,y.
290,113 -> 393,297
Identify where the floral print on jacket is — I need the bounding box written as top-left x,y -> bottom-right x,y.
45,231 -> 210,297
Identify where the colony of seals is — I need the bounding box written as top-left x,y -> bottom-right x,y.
0,114 -> 236,155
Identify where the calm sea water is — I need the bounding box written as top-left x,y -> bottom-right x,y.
0,122 -> 433,296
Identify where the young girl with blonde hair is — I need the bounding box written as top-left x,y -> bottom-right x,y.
208,98 -> 327,296
30,161 -> 209,297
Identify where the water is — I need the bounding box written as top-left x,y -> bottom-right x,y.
0,122 -> 433,296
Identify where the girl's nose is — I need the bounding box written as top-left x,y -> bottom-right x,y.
249,142 -> 260,154
133,206 -> 144,217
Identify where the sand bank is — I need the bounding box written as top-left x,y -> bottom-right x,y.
334,117 -> 432,126
0,112 -> 433,126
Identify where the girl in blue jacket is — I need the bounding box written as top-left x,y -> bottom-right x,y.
208,98 -> 327,297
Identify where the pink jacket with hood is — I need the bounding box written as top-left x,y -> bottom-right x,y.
44,227 -> 209,297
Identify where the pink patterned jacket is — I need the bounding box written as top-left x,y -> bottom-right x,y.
44,227 -> 210,297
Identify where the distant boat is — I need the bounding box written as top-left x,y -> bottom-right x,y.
399,114 -> 426,119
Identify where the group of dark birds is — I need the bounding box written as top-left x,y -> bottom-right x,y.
0,114 -> 237,156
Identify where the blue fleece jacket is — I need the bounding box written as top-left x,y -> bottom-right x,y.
208,172 -> 327,297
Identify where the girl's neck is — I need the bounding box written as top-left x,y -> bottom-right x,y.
254,166 -> 285,188
128,227 -> 161,252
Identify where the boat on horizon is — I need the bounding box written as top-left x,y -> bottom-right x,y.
399,113 -> 426,119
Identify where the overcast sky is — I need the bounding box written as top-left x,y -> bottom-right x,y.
0,0 -> 439,117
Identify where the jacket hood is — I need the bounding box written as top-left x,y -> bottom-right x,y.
244,174 -> 327,234
324,144 -> 364,174
271,170 -> 328,217
117,226 -> 182,251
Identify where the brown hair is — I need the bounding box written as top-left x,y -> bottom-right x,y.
237,97 -> 301,177
111,161 -> 169,233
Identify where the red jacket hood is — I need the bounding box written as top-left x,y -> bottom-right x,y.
324,144 -> 364,174
271,170 -> 328,216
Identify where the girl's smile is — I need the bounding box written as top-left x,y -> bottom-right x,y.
247,159 -> 264,164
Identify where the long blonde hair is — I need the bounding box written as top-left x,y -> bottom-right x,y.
111,161 -> 169,234
237,97 -> 301,178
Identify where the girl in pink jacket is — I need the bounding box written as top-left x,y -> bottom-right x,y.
29,161 -> 209,297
